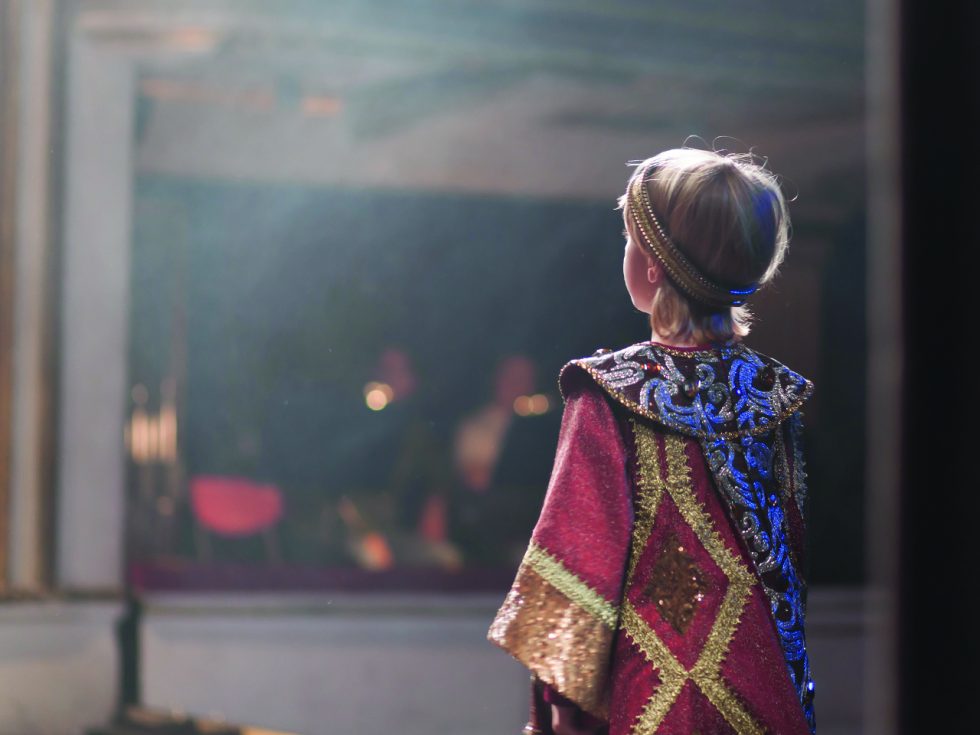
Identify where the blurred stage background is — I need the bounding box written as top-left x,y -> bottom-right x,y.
1,1 -> 871,734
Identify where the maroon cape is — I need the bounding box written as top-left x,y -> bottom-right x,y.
488,340 -> 815,735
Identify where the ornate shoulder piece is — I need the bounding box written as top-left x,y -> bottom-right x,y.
558,341 -> 813,440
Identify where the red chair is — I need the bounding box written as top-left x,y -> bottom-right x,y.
189,475 -> 284,561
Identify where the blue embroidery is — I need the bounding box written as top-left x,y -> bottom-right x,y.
629,345 -> 810,440
705,432 -> 815,733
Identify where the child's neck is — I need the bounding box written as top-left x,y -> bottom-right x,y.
649,328 -> 712,349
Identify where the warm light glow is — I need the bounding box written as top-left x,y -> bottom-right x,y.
159,404 -> 178,463
301,95 -> 344,117
126,380 -> 180,465
164,27 -> 220,53
365,389 -> 388,410
360,531 -> 394,570
364,381 -> 395,410
131,408 -> 149,463
146,414 -> 160,461
513,393 -> 551,416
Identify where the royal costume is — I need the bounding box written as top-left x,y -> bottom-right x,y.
487,339 -> 816,735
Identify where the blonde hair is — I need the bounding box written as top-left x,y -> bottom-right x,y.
616,146 -> 791,344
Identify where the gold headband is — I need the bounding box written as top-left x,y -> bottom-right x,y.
627,164 -> 757,309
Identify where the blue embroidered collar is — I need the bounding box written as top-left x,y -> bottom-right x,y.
558,340 -> 813,439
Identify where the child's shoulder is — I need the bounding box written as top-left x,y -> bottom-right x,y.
557,339 -> 812,439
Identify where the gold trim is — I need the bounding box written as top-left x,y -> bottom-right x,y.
626,417 -> 666,587
621,601 -> 688,733
645,340 -> 737,358
621,425 -> 764,735
525,541 -> 618,630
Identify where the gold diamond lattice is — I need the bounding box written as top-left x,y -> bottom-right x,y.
623,422 -> 763,735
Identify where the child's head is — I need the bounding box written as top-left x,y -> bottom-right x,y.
616,147 -> 791,344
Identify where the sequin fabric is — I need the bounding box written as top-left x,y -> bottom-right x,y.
642,531 -> 707,634
560,341 -> 816,733
488,545 -> 617,718
787,412 -> 810,528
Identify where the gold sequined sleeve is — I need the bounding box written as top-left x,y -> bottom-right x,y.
487,383 -> 633,720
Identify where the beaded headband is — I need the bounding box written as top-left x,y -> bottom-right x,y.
627,163 -> 758,309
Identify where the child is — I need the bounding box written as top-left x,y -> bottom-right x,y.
487,147 -> 816,735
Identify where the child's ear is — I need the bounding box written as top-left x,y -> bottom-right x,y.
646,261 -> 663,285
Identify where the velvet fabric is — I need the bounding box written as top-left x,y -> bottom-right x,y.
489,352 -> 813,734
